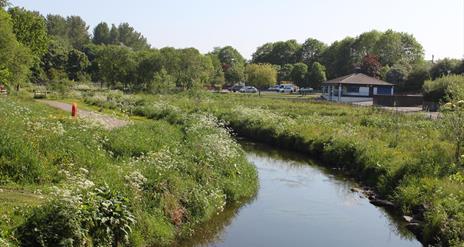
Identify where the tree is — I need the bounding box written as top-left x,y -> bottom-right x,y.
360,54 -> 381,78
299,38 -> 327,66
41,37 -> 70,80
46,14 -> 68,38
374,30 -> 424,66
252,40 -> 300,65
290,63 -> 308,87
175,48 -> 213,90
385,61 -> 411,90
0,9 -> 32,88
108,24 -> 119,44
278,64 -> 294,82
0,0 -> 10,8
93,22 -> 110,45
351,30 -> 382,63
430,58 -> 461,79
209,46 -> 246,85
134,49 -> 161,90
8,7 -> 48,64
117,23 -> 150,50
66,49 -> 89,81
66,16 -> 89,49
245,63 -> 277,94
95,45 -> 136,88
404,63 -> 431,92
321,37 -> 356,78
252,43 -> 274,64
306,62 -> 327,89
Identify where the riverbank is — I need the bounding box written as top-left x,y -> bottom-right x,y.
0,97 -> 258,246
80,91 -> 464,246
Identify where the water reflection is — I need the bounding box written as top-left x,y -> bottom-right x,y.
177,141 -> 421,247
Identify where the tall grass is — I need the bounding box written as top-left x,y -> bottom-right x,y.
0,97 -> 257,246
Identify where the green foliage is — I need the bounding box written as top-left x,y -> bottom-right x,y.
16,202 -> 84,247
66,16 -> 90,49
245,63 -> 277,90
306,62 -> 327,89
430,58 -> 461,80
92,22 -> 110,45
66,49 -> 89,81
423,75 -> 464,102
0,9 -> 32,87
1,97 -> 258,246
299,38 -> 327,66
8,7 -> 48,65
252,40 -> 301,66
290,62 -> 308,86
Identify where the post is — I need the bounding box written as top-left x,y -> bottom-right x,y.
338,83 -> 342,102
71,103 -> 78,118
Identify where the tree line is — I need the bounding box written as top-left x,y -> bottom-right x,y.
1,2 -> 463,93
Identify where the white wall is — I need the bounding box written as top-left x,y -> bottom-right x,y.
343,86 -> 369,96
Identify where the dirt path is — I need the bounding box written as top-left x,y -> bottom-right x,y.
38,100 -> 129,130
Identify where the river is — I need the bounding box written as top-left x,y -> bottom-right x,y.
179,141 -> 421,247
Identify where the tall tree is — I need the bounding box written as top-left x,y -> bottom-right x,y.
95,45 -> 136,88
8,7 -> 48,64
278,64 -> 294,82
306,62 -> 327,89
117,23 -> 150,50
290,63 -> 308,87
108,24 -> 119,44
245,63 -> 277,93
374,30 -> 424,66
210,46 -> 246,85
321,37 -> 356,78
46,14 -> 68,38
66,49 -> 89,81
360,54 -> 381,78
92,22 -> 110,45
0,0 -> 10,8
66,16 -> 89,49
430,58 -> 461,79
41,37 -> 70,80
299,38 -> 327,66
351,30 -> 382,63
0,9 -> 32,87
252,40 -> 300,65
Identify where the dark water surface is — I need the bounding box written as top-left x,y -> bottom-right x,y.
180,141 -> 421,247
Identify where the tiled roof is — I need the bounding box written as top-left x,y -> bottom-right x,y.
322,73 -> 394,86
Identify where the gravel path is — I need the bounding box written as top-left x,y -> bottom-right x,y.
38,100 -> 130,130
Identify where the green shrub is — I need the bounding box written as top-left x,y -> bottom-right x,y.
16,202 -> 84,247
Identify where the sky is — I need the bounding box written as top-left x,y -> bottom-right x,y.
11,0 -> 464,60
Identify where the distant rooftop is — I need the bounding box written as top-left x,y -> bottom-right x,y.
322,73 -> 394,86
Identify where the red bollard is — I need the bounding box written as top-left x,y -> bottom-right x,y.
71,103 -> 78,118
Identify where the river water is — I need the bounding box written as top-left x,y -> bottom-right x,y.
180,141 -> 421,247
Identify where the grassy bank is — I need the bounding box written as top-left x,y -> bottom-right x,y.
81,91 -> 464,246
0,97 -> 257,246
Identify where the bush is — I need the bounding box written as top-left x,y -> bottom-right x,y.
16,202 -> 84,247
423,75 -> 464,102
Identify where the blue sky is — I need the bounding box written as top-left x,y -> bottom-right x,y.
11,0 -> 464,60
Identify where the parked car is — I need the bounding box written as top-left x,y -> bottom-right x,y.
240,86 -> 258,93
278,84 -> 298,93
299,87 -> 314,95
268,85 -> 280,92
229,85 -> 244,92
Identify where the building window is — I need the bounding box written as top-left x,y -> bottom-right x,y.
346,86 -> 360,93
377,86 -> 391,95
